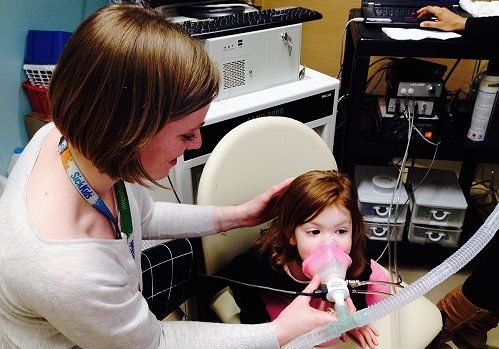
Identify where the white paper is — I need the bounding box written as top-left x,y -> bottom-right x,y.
460,0 -> 499,17
382,27 -> 462,40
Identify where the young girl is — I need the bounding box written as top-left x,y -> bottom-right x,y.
217,170 -> 390,349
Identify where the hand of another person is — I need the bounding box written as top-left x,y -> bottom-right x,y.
417,6 -> 467,31
274,275 -> 337,347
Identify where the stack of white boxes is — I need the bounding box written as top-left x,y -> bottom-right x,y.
407,168 -> 468,247
355,165 -> 409,241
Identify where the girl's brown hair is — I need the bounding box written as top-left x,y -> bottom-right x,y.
254,170 -> 368,279
49,4 -> 220,185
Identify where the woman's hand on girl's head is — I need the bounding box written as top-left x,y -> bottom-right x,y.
214,177 -> 294,233
239,177 -> 294,226
274,275 -> 336,347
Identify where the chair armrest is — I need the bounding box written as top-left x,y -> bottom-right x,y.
210,287 -> 241,324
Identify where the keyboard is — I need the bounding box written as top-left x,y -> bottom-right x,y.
176,7 -> 323,40
374,7 -> 419,18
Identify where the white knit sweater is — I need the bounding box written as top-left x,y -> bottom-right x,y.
0,123 -> 278,349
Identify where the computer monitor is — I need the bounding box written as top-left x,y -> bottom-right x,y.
147,0 -> 250,9
147,0 -> 253,19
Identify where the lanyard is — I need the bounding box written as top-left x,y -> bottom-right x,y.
58,137 -> 135,257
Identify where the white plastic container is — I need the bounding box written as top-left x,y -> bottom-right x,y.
366,221 -> 404,241
6,147 -> 24,177
408,168 -> 467,228
407,222 -> 462,248
355,165 -> 409,224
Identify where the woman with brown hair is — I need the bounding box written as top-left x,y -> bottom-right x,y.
0,4 -> 334,348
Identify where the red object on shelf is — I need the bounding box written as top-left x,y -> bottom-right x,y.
22,80 -> 50,117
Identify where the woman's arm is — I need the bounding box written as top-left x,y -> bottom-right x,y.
32,245 -> 279,349
140,178 -> 292,239
418,6 -> 499,44
463,16 -> 499,43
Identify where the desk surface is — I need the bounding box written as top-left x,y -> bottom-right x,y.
348,9 -> 499,59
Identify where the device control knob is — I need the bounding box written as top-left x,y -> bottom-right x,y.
400,88 -> 407,95
407,88 -> 414,96
427,85 -> 436,94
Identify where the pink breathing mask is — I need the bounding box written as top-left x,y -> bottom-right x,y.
302,242 -> 352,346
302,242 -> 352,283
302,242 -> 352,347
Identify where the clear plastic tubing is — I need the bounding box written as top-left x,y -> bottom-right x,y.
284,203 -> 499,349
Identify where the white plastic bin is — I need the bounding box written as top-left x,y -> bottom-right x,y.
407,222 -> 461,247
356,165 -> 408,224
408,168 -> 467,228
366,221 -> 404,241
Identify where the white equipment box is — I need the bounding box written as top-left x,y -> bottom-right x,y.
203,24 -> 302,101
150,69 -> 339,204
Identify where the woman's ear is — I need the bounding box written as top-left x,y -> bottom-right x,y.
289,236 -> 296,246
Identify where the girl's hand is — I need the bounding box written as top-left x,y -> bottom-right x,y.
343,297 -> 379,348
347,324 -> 379,349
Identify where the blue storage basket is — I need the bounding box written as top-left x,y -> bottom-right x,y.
25,30 -> 72,65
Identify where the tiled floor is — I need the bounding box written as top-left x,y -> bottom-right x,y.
397,264 -> 499,349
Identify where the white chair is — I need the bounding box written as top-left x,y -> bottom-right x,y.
197,116 -> 442,348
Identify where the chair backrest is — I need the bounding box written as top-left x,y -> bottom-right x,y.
197,116 -> 337,275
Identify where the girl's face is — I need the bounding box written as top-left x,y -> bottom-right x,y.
139,104 -> 209,180
290,204 -> 353,261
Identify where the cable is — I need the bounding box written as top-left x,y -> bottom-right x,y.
193,272 -> 323,297
375,141 -> 440,264
443,59 -> 461,87
347,273 -> 403,289
337,17 -> 365,79
365,60 -> 395,96
167,175 -> 182,203
412,125 -> 441,146
335,94 -> 350,132
388,104 -> 414,284
193,272 -> 404,299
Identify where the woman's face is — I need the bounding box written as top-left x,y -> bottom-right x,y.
290,204 -> 353,261
139,104 -> 210,180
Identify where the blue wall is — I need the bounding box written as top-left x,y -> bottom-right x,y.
0,0 -> 107,175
